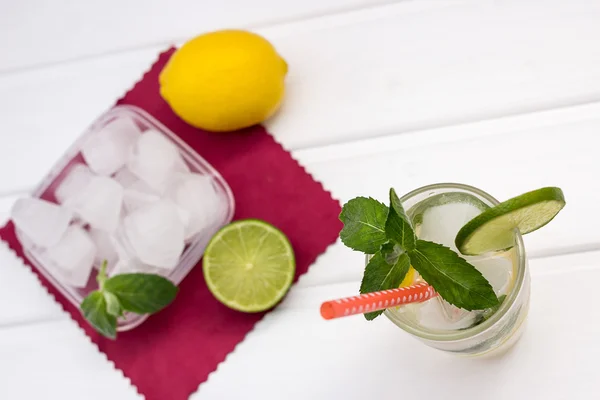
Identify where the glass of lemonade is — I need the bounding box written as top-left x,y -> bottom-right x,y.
381,183 -> 530,357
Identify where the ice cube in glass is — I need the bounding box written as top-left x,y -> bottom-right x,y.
416,297 -> 480,331
418,201 -> 482,252
468,254 -> 513,296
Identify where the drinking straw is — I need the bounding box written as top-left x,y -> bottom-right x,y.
320,282 -> 437,320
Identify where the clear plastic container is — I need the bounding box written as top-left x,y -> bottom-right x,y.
14,105 -> 235,331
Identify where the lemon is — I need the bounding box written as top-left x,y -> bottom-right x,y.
399,266 -> 416,288
394,266 -> 417,310
159,29 -> 288,132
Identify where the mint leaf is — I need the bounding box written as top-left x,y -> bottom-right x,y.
103,291 -> 123,318
360,251 -> 411,320
339,197 -> 389,253
380,241 -> 403,265
385,188 -> 416,251
81,291 -> 117,339
104,273 -> 178,314
409,240 -> 498,310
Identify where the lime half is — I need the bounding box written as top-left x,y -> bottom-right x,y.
203,219 -> 296,312
455,187 -> 565,255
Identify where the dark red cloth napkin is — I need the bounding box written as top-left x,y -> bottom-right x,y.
0,48 -> 342,400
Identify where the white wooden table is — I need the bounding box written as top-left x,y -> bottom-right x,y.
1,1 -> 599,398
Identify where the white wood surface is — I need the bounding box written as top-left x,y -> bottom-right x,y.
3,0 -> 600,192
1,1 -> 599,399
194,250 -> 600,400
0,0 -> 394,71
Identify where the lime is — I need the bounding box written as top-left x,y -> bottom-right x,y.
203,219 -> 295,312
455,187 -> 565,255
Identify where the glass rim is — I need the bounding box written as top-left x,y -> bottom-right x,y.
382,182 -> 527,342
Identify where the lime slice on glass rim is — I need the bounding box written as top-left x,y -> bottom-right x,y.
203,219 -> 296,312
455,187 -> 566,255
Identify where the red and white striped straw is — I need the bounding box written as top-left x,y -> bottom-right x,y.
320,282 -> 438,320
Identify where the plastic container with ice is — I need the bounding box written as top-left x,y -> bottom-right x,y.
10,105 -> 235,331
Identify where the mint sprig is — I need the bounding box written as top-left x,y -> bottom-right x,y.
339,188 -> 498,320
80,261 -> 178,339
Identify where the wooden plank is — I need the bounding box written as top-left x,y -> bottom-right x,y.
266,0 -> 600,149
293,104 -> 599,260
0,0 -> 399,71
0,319 -> 142,399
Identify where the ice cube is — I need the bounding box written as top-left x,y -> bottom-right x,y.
417,297 -> 480,331
122,200 -> 185,269
127,130 -> 187,192
11,197 -> 73,248
55,164 -> 95,204
418,202 -> 482,251
63,176 -> 123,232
89,228 -> 118,268
110,234 -> 131,262
82,117 -> 141,176
123,180 -> 161,214
113,167 -> 138,188
45,225 -> 96,288
166,173 -> 222,239
107,235 -> 169,277
109,258 -> 170,278
121,181 -> 190,225
468,253 -> 513,295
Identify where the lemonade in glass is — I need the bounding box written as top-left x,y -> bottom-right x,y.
382,184 -> 530,357
323,183 -> 565,357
